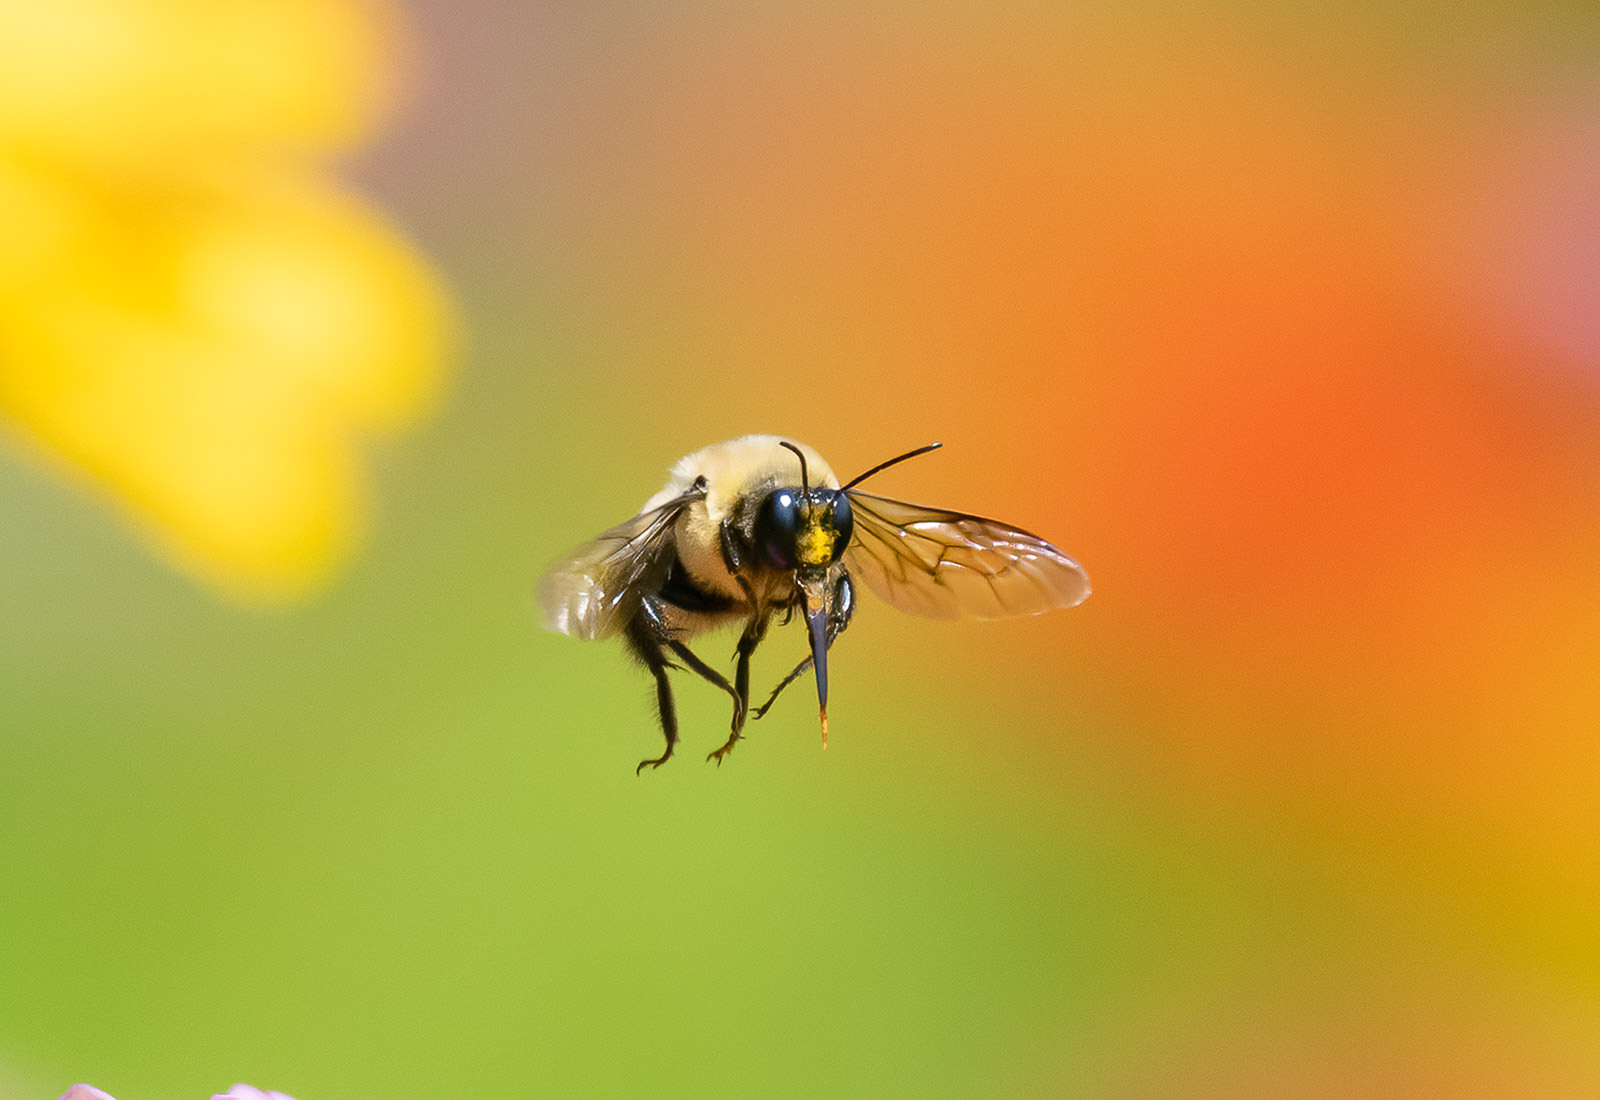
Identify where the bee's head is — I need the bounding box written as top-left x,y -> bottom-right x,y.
755,441 -> 853,747
753,441 -> 852,573
753,484 -> 853,572
748,437 -> 943,749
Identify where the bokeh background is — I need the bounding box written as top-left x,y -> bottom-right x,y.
3,1 -> 1599,1097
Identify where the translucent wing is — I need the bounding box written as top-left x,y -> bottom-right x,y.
843,491 -> 1090,620
537,491 -> 698,640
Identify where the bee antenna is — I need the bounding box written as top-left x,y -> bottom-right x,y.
842,441 -> 943,491
779,440 -> 810,494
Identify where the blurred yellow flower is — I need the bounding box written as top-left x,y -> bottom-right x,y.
0,0 -> 452,601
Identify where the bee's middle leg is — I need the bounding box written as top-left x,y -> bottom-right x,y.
705,520 -> 769,765
708,611 -> 771,765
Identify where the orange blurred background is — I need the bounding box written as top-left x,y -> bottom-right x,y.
5,2 -> 1598,1097
482,6 -> 1600,806
374,4 -> 1600,1091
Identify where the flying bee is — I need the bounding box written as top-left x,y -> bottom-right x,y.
538,435 -> 1090,772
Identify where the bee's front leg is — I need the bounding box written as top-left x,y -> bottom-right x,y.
753,571 -> 854,720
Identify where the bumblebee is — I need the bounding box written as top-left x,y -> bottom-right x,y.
538,435 -> 1089,771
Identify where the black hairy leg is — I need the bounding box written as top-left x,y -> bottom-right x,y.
708,610 -> 773,765
624,608 -> 679,773
705,518 -> 770,765
753,571 -> 854,720
627,596 -> 741,772
665,639 -> 743,728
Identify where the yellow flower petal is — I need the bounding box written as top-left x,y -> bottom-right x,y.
0,162 -> 451,602
0,0 -> 452,602
0,0 -> 395,167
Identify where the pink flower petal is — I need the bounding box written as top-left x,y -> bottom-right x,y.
212,1086 -> 297,1100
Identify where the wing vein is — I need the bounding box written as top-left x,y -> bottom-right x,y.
843,490 -> 1089,621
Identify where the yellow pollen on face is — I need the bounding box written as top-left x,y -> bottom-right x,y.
796,522 -> 835,567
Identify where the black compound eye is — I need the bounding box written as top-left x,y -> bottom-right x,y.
754,490 -> 800,570
830,493 -> 854,559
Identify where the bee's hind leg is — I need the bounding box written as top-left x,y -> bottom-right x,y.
634,595 -> 744,767
625,613 -> 680,774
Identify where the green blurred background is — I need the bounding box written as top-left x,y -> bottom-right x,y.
4,1 -> 1600,1097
